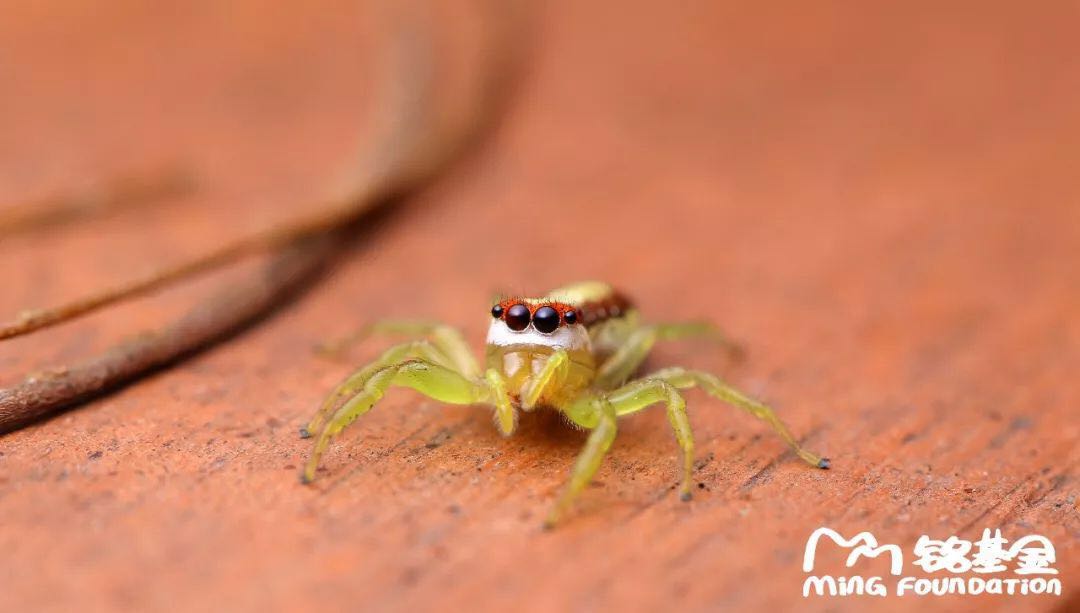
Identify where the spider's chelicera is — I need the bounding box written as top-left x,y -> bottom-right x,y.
300,281 -> 829,527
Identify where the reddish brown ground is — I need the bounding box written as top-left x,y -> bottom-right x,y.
0,2 -> 1077,612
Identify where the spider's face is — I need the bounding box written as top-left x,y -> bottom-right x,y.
485,299 -> 590,352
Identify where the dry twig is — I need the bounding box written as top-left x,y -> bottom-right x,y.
0,235 -> 339,432
0,1 -> 519,433
0,165 -> 193,237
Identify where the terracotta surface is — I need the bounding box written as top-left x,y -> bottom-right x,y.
1,2 -> 1077,612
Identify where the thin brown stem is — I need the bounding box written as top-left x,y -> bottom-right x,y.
0,233 -> 340,433
0,165 -> 193,236
0,0 -> 521,433
0,0 -> 521,343
0,194 -> 381,341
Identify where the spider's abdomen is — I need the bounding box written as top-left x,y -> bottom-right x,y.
575,289 -> 633,328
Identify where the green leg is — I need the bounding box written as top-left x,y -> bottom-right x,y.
301,339 -> 456,439
520,349 -> 568,411
648,367 -> 829,469
606,378 -> 696,501
301,358 -> 490,483
594,322 -> 740,390
544,398 -> 617,528
317,320 -> 480,379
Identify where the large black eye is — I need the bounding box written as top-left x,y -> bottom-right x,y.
564,310 -> 577,325
505,303 -> 531,331
491,304 -> 504,318
533,306 -> 559,333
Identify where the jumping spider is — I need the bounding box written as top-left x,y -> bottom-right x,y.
300,281 -> 828,527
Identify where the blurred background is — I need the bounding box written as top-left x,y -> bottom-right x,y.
0,1 -> 1076,612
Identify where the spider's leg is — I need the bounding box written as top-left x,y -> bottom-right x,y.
520,348 -> 569,411
301,339 -> 456,439
544,397 -> 617,528
318,320 -> 480,378
302,358 -> 491,483
594,322 -> 739,389
647,367 -> 829,469
655,321 -> 742,356
605,378 -> 696,501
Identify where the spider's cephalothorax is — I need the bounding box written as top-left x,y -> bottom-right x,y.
300,281 -> 829,527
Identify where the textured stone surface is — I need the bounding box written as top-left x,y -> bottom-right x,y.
0,2 -> 1077,611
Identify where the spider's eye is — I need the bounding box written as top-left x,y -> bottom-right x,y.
505,303 -> 531,331
564,310 -> 577,325
533,306 -> 559,334
490,304 -> 504,319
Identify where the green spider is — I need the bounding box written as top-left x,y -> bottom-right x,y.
300,281 -> 828,527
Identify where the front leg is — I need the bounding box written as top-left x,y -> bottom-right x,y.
301,358 -> 492,483
544,397 -> 617,528
604,378 -> 695,501
301,339 -> 453,439
648,367 -> 829,469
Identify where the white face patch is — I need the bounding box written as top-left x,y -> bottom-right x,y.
485,319 -> 591,352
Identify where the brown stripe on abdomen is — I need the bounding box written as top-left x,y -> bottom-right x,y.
579,291 -> 633,327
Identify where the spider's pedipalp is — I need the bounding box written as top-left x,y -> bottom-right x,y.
484,367 -> 517,435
